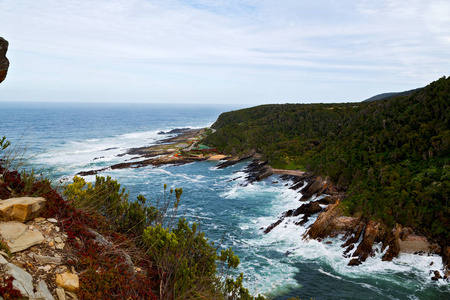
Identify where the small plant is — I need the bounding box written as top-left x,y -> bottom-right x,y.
0,238 -> 12,257
0,276 -> 22,300
0,136 -> 10,151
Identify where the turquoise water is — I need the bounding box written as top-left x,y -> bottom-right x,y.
1,102 -> 448,299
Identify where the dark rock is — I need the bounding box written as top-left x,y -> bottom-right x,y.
352,221 -> 382,262
344,244 -> 355,255
263,219 -> 283,234
300,177 -> 327,201
348,258 -> 362,266
382,226 -> 401,261
292,201 -> 322,217
282,209 -> 294,218
0,37 -> 9,83
433,270 -> 442,279
294,215 -> 310,226
240,160 -> 273,185
158,128 -> 190,135
317,196 -> 338,205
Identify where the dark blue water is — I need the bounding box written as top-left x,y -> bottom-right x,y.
1,102 -> 448,299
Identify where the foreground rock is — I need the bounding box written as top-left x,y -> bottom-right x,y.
0,197 -> 46,222
0,221 -> 45,253
0,37 -> 9,83
55,272 -> 79,292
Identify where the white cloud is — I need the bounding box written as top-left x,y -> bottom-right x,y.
0,0 -> 449,103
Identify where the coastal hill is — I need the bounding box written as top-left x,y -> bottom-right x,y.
362,87 -> 423,102
204,76 -> 450,268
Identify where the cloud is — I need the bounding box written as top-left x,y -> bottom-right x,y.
0,0 -> 449,103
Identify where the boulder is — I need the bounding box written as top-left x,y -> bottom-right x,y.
0,222 -> 45,253
0,197 -> 47,222
56,272 -> 79,292
0,37 -> 9,83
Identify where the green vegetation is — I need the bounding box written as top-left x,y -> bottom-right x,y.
204,76 -> 450,244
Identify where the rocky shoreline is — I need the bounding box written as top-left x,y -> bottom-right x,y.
77,128 -> 224,176
230,158 -> 450,281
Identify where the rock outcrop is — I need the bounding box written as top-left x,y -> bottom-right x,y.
0,37 -> 9,83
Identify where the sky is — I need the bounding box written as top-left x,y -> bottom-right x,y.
0,0 -> 449,105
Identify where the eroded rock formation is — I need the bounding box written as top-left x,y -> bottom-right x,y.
0,37 -> 9,83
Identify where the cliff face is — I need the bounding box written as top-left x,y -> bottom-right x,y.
0,37 -> 9,83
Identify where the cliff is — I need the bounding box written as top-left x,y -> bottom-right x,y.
0,37 -> 9,83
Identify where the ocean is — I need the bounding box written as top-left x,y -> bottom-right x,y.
0,101 -> 448,299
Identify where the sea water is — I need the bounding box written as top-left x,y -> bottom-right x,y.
0,102 -> 448,299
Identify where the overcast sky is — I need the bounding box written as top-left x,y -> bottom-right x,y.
0,0 -> 449,105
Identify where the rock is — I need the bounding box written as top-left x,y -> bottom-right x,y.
241,160 -> 273,185
306,201 -> 360,240
0,221 -> 45,253
263,219 -> 283,234
348,258 -> 362,266
352,221 -> 382,262
56,243 -> 65,250
65,291 -> 78,300
56,272 -> 79,292
32,254 -> 63,265
47,218 -> 58,223
0,254 -> 7,264
4,262 -> 35,299
54,236 -> 63,243
299,176 -> 330,201
292,201 -> 322,216
56,288 -> 66,300
0,37 -> 9,83
433,270 -> 442,279
441,246 -> 450,271
317,196 -> 338,205
381,225 -> 402,261
0,197 -> 47,222
0,250 -> 8,258
36,280 -> 56,300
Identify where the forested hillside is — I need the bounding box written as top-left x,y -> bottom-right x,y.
204,76 -> 450,244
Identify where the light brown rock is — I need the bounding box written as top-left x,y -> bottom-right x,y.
0,197 -> 46,222
56,287 -> 66,300
56,272 -> 79,292
0,222 -> 45,253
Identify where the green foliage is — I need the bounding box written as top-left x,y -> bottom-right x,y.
63,176 -> 158,239
143,217 -> 264,299
0,238 -> 12,257
204,76 -> 450,243
0,136 -> 10,151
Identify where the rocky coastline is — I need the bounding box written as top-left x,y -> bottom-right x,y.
228,158 -> 449,281
77,128 -> 225,176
